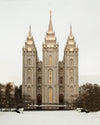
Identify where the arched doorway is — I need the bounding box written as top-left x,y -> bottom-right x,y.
37,94 -> 42,105
59,94 -> 64,104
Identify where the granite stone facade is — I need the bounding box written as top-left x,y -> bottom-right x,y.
22,13 -> 79,105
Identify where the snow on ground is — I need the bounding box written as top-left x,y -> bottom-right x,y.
0,110 -> 100,125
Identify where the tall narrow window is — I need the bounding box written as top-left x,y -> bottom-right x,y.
27,87 -> 31,92
49,70 -> 52,83
69,77 -> 73,83
70,87 -> 74,92
27,77 -> 31,84
27,68 -> 31,75
60,77 -> 63,83
70,69 -> 73,75
60,68 -> 63,72
38,77 -> 41,84
49,55 -> 52,65
27,59 -> 31,65
70,59 -> 74,65
38,68 -> 41,72
49,88 -> 52,103
70,87 -> 74,96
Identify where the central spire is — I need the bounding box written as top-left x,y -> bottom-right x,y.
45,11 -> 56,45
48,10 -> 53,33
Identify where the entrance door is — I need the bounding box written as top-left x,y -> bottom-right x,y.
37,94 -> 42,105
59,94 -> 64,104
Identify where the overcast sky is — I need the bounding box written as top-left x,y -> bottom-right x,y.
0,0 -> 100,86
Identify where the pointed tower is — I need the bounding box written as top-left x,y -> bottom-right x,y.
42,11 -> 59,105
22,26 -> 37,104
64,25 -> 79,103
44,11 -> 56,46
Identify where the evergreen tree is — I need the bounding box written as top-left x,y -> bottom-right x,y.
5,83 -> 14,108
0,84 -> 4,108
75,83 -> 100,112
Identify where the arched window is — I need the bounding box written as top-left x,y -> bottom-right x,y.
60,77 -> 63,83
38,68 -> 41,72
49,55 -> 52,65
60,86 -> 63,90
27,68 -> 31,75
69,77 -> 73,83
27,77 -> 31,84
60,68 -> 63,72
49,70 -> 52,83
70,59 -> 74,65
27,87 -> 31,92
38,77 -> 41,83
70,69 -> 73,75
70,87 -> 74,92
49,88 -> 52,103
27,59 -> 31,65
70,87 -> 74,96
38,86 -> 41,90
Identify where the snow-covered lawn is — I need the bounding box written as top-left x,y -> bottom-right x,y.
0,110 -> 100,125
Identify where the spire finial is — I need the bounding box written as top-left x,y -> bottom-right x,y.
70,24 -> 72,36
48,10 -> 53,32
29,25 -> 31,36
45,11 -> 56,42
68,24 -> 74,40
27,25 -> 33,40
50,10 -> 52,16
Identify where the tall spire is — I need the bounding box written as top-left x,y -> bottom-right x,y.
70,24 -> 72,36
68,24 -> 74,40
66,24 -> 76,48
48,10 -> 53,33
29,25 -> 32,37
27,25 -> 33,40
45,11 -> 56,43
26,25 -> 34,46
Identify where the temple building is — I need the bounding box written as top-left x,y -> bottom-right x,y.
22,12 -> 79,105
